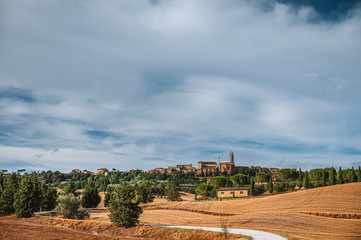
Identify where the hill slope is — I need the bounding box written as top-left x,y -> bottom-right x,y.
140,183 -> 361,240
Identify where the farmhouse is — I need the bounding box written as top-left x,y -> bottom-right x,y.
217,187 -> 250,198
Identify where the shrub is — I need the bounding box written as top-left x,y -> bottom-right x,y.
54,194 -> 86,219
273,183 -> 286,192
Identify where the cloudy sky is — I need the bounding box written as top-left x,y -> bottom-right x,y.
1,0 -> 361,173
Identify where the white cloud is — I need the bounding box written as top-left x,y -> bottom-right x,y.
0,0 -> 361,172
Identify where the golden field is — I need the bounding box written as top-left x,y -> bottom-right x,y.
91,183 -> 361,239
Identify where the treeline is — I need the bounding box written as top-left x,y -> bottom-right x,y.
0,173 -> 57,217
195,166 -> 361,198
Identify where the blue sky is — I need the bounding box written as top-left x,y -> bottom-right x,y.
1,0 -> 361,172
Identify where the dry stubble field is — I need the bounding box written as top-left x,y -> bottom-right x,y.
1,183 -> 360,239
90,183 -> 361,240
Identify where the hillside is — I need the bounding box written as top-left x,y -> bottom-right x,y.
137,183 -> 361,240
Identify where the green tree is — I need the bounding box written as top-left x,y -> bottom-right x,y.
40,182 -> 58,211
0,175 -> 17,215
298,168 -> 302,182
303,171 -> 309,189
165,181 -> 180,201
108,183 -> 142,228
55,194 -> 89,219
250,177 -> 255,196
309,168 -> 325,182
210,176 -> 226,189
358,166 -> 361,182
329,167 -> 336,186
135,181 -> 154,204
268,176 -> 273,194
81,178 -> 101,208
322,169 -> 327,187
230,174 -> 247,186
278,168 -> 298,181
63,180 -> 78,196
13,174 -> 42,218
195,184 -> 216,198
349,167 -> 357,183
255,172 -> 270,182
337,167 -> 343,184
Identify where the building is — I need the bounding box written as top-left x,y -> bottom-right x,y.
219,162 -> 235,175
197,161 -> 217,175
217,187 -> 250,198
147,168 -> 167,174
230,151 -> 234,163
82,170 -> 96,175
97,168 -> 109,176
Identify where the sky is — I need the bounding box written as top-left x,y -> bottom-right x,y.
1,0 -> 361,173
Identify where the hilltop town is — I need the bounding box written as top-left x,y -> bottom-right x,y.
146,151 -> 280,177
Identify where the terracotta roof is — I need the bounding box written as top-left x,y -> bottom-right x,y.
218,187 -> 250,191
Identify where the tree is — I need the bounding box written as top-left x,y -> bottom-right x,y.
135,181 -> 154,204
81,178 -> 101,208
329,167 -> 336,186
250,177 -> 255,196
195,184 -> 216,198
358,166 -> 361,182
230,174 -> 247,186
255,172 -> 270,182
63,180 -> 77,196
298,168 -> 302,182
268,176 -> 273,194
322,169 -> 327,187
40,182 -> 57,211
210,176 -> 226,189
309,168 -> 325,182
108,183 -> 142,228
165,181 -> 180,201
13,174 -> 42,218
55,194 -> 88,219
277,168 -> 298,181
350,167 -> 357,183
0,175 -> 17,215
303,171 -> 309,189
337,167 -> 343,184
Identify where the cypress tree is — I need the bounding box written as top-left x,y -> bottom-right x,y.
329,167 -> 336,186
250,177 -> 255,196
298,168 -> 302,182
13,174 -> 42,218
337,167 -> 343,184
40,182 -> 58,211
81,178 -> 101,208
350,167 -> 356,183
268,176 -> 273,194
303,171 -> 309,189
0,175 -> 17,215
322,169 -> 326,187
108,183 -> 142,228
358,166 -> 361,182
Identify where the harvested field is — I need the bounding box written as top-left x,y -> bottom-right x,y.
0,215 -> 248,240
91,183 -> 361,240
